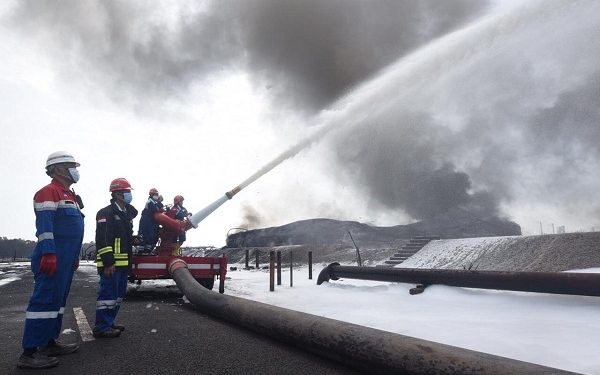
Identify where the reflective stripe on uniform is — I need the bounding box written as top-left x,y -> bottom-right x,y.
26,310 -> 60,319
96,246 -> 113,268
113,238 -> 128,266
97,259 -> 128,268
37,232 -> 54,241
97,247 -> 113,256
97,241 -> 128,267
59,307 -> 65,314
96,300 -> 118,310
33,201 -> 59,211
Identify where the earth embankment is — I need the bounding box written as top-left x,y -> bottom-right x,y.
399,232 -> 600,271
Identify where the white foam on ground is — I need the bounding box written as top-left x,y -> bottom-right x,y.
396,236 -> 521,269
0,276 -> 20,287
223,266 -> 600,375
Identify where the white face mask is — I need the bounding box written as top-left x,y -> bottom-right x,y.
68,168 -> 80,183
152,194 -> 159,201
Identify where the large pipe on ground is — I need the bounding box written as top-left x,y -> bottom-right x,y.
317,263 -> 600,297
169,259 -> 574,374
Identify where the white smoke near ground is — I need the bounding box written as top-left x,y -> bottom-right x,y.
239,203 -> 263,230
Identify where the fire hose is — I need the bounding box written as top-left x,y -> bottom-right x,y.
169,259 -> 574,374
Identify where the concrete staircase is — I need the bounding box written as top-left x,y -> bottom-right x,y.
379,236 -> 440,267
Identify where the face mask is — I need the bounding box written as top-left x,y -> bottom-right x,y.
152,195 -> 159,201
123,192 -> 133,204
68,168 -> 80,183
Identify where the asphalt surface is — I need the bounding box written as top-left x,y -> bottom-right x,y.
0,265 -> 362,374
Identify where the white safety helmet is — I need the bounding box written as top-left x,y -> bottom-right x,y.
45,151 -> 80,168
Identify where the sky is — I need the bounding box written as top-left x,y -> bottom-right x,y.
2,261 -> 595,374
1,0 -> 600,246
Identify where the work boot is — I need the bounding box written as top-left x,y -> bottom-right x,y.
112,323 -> 125,331
39,340 -> 79,356
93,327 -> 121,338
17,352 -> 59,369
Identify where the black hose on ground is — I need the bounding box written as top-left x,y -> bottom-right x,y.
316,263 -> 600,297
169,259 -> 574,375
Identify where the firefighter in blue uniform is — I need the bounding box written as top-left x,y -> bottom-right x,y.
170,195 -> 190,245
18,151 -> 84,369
92,178 -> 138,338
165,195 -> 190,256
138,188 -> 162,254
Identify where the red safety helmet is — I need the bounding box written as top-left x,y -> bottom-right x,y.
174,195 -> 184,205
149,188 -> 159,196
109,178 -> 133,192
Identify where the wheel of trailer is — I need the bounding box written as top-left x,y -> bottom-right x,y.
195,277 -> 214,290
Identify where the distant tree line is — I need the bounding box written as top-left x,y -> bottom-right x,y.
0,237 -> 96,260
0,237 -> 36,259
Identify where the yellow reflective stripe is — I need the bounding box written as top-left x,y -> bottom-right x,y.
97,247 -> 113,256
114,238 -> 121,254
114,254 -> 128,259
97,260 -> 129,268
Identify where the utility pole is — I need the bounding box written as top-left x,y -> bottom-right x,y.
552,223 -> 555,234
540,221 -> 543,235
347,231 -> 362,267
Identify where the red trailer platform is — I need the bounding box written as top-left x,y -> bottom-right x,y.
129,254 -> 227,291
128,212 -> 228,293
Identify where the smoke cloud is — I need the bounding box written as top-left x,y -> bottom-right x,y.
328,1 -> 600,224
7,1 -> 600,231
240,203 -> 263,230
8,0 -> 485,111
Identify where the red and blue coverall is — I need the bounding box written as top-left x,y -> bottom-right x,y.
169,204 -> 189,244
22,179 -> 84,349
138,197 -> 161,251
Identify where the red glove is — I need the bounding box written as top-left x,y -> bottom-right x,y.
74,258 -> 80,271
40,254 -> 57,277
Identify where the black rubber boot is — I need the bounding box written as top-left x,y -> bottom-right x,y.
39,340 -> 79,356
93,327 -> 121,338
17,352 -> 59,369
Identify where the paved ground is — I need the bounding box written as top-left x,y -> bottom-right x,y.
0,267 -> 361,374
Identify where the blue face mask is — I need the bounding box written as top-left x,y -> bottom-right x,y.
123,192 -> 133,204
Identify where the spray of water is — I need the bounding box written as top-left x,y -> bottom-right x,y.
192,0 -> 596,227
